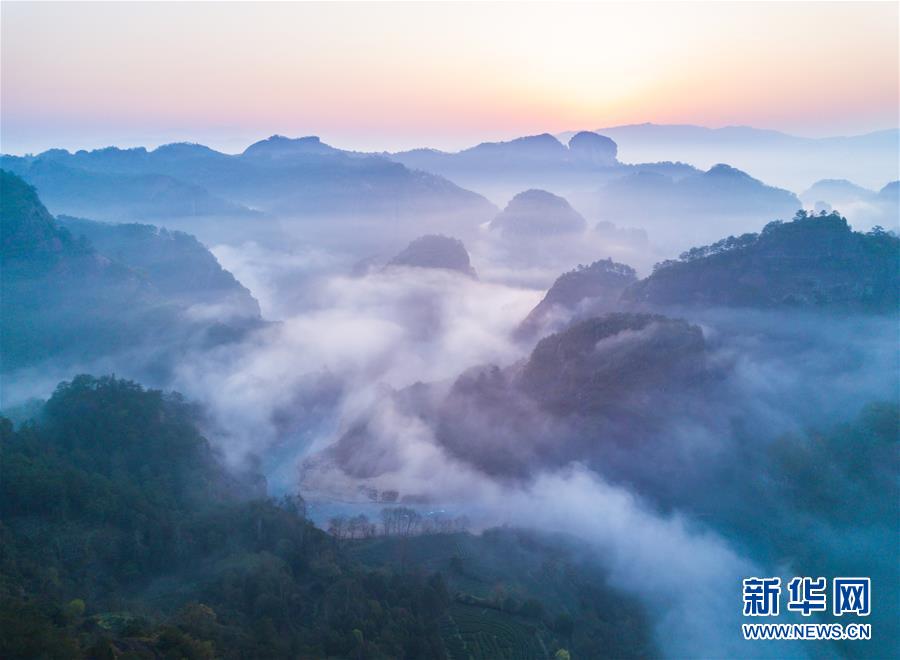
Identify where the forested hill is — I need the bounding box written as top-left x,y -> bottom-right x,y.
1,169 -> 101,270
0,375 -> 653,659
0,170 -> 261,374
58,216 -> 261,319
515,259 -> 637,340
623,211 -> 899,312
0,375 -> 451,658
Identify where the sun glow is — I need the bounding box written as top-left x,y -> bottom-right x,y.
2,2 -> 897,154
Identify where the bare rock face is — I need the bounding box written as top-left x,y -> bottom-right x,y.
490,189 -> 587,238
386,234 -> 477,278
568,131 -> 618,166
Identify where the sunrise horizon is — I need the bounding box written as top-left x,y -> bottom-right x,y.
3,2 -> 898,156
3,120 -> 900,160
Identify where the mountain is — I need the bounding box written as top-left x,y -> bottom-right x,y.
391,132 -> 634,204
557,123 -> 900,191
434,312 -> 709,475
394,131 -> 622,173
879,180 -> 899,202
0,375 -> 453,659
2,137 -> 498,246
385,234 -> 477,278
455,132 -> 571,163
58,216 -> 261,319
580,163 -> 801,248
319,311 -> 709,480
567,131 -> 618,166
515,258 -> 637,340
392,132 -> 805,251
623,211 -> 899,312
349,528 -> 654,660
1,170 -> 155,371
799,178 -> 900,230
0,156 -> 258,222
0,374 -> 654,659
396,133 -> 570,172
597,162 -> 799,216
1,167 -> 79,259
490,189 -> 587,238
801,178 -> 876,207
517,313 -> 707,416
241,134 -> 341,159
0,170 -> 261,374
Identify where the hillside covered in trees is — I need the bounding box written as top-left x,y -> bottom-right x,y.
0,375 -> 653,659
624,210 -> 899,311
0,170 -> 262,375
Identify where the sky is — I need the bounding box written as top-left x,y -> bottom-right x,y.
2,1 -> 898,155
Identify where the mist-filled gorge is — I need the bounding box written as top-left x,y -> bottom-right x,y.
2,3 -> 899,659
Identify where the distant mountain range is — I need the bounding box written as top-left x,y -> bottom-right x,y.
799,178 -> 898,228
557,124 -> 899,191
580,163 -> 802,247
6,127 -> 895,262
391,132 -> 695,205
1,136 -> 497,248
0,157 -> 259,222
390,131 -> 808,250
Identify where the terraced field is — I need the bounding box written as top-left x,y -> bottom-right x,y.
440,603 -> 550,660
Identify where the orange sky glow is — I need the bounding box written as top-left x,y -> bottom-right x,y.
2,1 -> 898,154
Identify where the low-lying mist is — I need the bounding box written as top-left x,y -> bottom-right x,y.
3,208 -> 896,658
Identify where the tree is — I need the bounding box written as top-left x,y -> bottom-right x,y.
63,599 -> 85,622
328,515 -> 348,540
554,613 -> 574,640
346,514 -> 371,539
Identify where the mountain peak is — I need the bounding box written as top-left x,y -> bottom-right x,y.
490,189 -> 587,237
466,133 -> 566,158
705,163 -> 754,179
0,169 -> 74,259
515,258 -> 637,340
242,134 -> 336,158
152,142 -> 219,157
386,234 -> 477,278
878,180 -> 898,198
567,131 -> 618,165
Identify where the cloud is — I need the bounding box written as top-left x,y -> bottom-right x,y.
6,235 -> 893,658
168,255 -> 541,465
